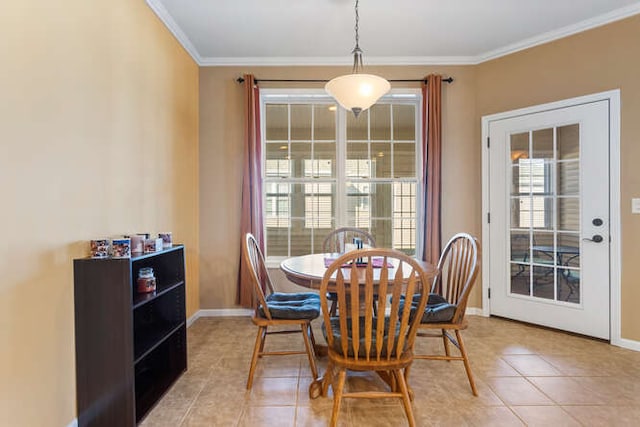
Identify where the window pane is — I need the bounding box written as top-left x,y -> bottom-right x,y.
265,144 -> 290,178
371,142 -> 391,178
393,104 -> 415,141
314,142 -> 336,178
265,104 -> 288,141
290,218 -> 312,256
291,104 -> 311,141
394,142 -> 415,178
347,110 -> 368,140
304,182 -> 334,229
346,182 -> 371,228
315,104 -> 336,140
291,142 -> 311,178
370,182 -> 392,218
266,226 -> 289,256
370,104 -> 391,140
371,218 -> 392,249
346,142 -> 370,178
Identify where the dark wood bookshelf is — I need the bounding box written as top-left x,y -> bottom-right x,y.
74,245 -> 187,427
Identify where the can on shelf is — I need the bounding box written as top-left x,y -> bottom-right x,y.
137,267 -> 157,293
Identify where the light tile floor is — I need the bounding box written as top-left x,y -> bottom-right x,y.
141,316 -> 640,426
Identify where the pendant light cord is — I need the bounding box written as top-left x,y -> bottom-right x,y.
352,0 -> 363,74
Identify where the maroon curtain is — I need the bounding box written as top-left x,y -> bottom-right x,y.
422,74 -> 442,265
237,74 -> 264,307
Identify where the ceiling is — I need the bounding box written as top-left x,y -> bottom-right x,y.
147,0 -> 640,66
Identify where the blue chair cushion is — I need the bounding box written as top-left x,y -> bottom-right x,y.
322,316 -> 403,358
259,292 -> 320,320
399,293 -> 457,324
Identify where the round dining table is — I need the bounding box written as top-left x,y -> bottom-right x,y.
280,252 -> 437,291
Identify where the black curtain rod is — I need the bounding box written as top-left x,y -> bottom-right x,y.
236,77 -> 453,84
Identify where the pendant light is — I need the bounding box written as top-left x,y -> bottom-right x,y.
325,0 -> 390,118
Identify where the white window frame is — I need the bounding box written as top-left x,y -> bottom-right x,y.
260,88 -> 424,267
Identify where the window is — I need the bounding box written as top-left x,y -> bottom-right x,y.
262,90 -> 422,260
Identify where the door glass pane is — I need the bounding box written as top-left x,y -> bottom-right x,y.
532,128 -> 553,160
558,233 -> 580,268
559,197 -> 579,231
508,125 -> 580,306
532,265 -> 555,300
510,132 -> 529,165
510,264 -> 530,296
558,161 -> 579,195
558,124 -> 579,160
510,231 -> 529,263
559,269 -> 580,303
532,232 -> 554,265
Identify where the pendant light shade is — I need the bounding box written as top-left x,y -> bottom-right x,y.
325,0 -> 390,118
325,73 -> 390,118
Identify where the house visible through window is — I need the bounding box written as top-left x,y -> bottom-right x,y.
262,90 -> 422,260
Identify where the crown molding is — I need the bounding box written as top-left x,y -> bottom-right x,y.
198,55 -> 477,67
146,0 -> 202,64
148,0 -> 640,67
476,2 -> 640,63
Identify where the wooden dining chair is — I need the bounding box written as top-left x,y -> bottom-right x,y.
322,227 -> 377,316
242,233 -> 320,389
318,248 -> 431,427
407,233 -> 480,395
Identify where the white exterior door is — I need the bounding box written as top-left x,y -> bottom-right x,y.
486,99 -> 610,339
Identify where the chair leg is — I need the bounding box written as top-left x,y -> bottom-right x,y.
330,368 -> 347,427
456,329 -> 478,396
301,323 -> 319,379
442,329 -> 451,360
308,322 -> 317,350
247,326 -> 265,389
322,360 -> 334,397
404,364 -> 411,386
395,369 -> 416,427
258,326 -> 267,356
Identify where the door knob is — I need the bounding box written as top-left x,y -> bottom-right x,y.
583,235 -> 604,243
592,218 -> 603,226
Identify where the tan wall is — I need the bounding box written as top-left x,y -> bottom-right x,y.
199,65 -> 479,308
476,15 -> 640,341
0,1 -> 199,425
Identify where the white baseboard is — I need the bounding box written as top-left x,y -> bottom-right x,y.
188,308 -> 252,326
466,307 -> 486,316
613,337 -> 640,352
